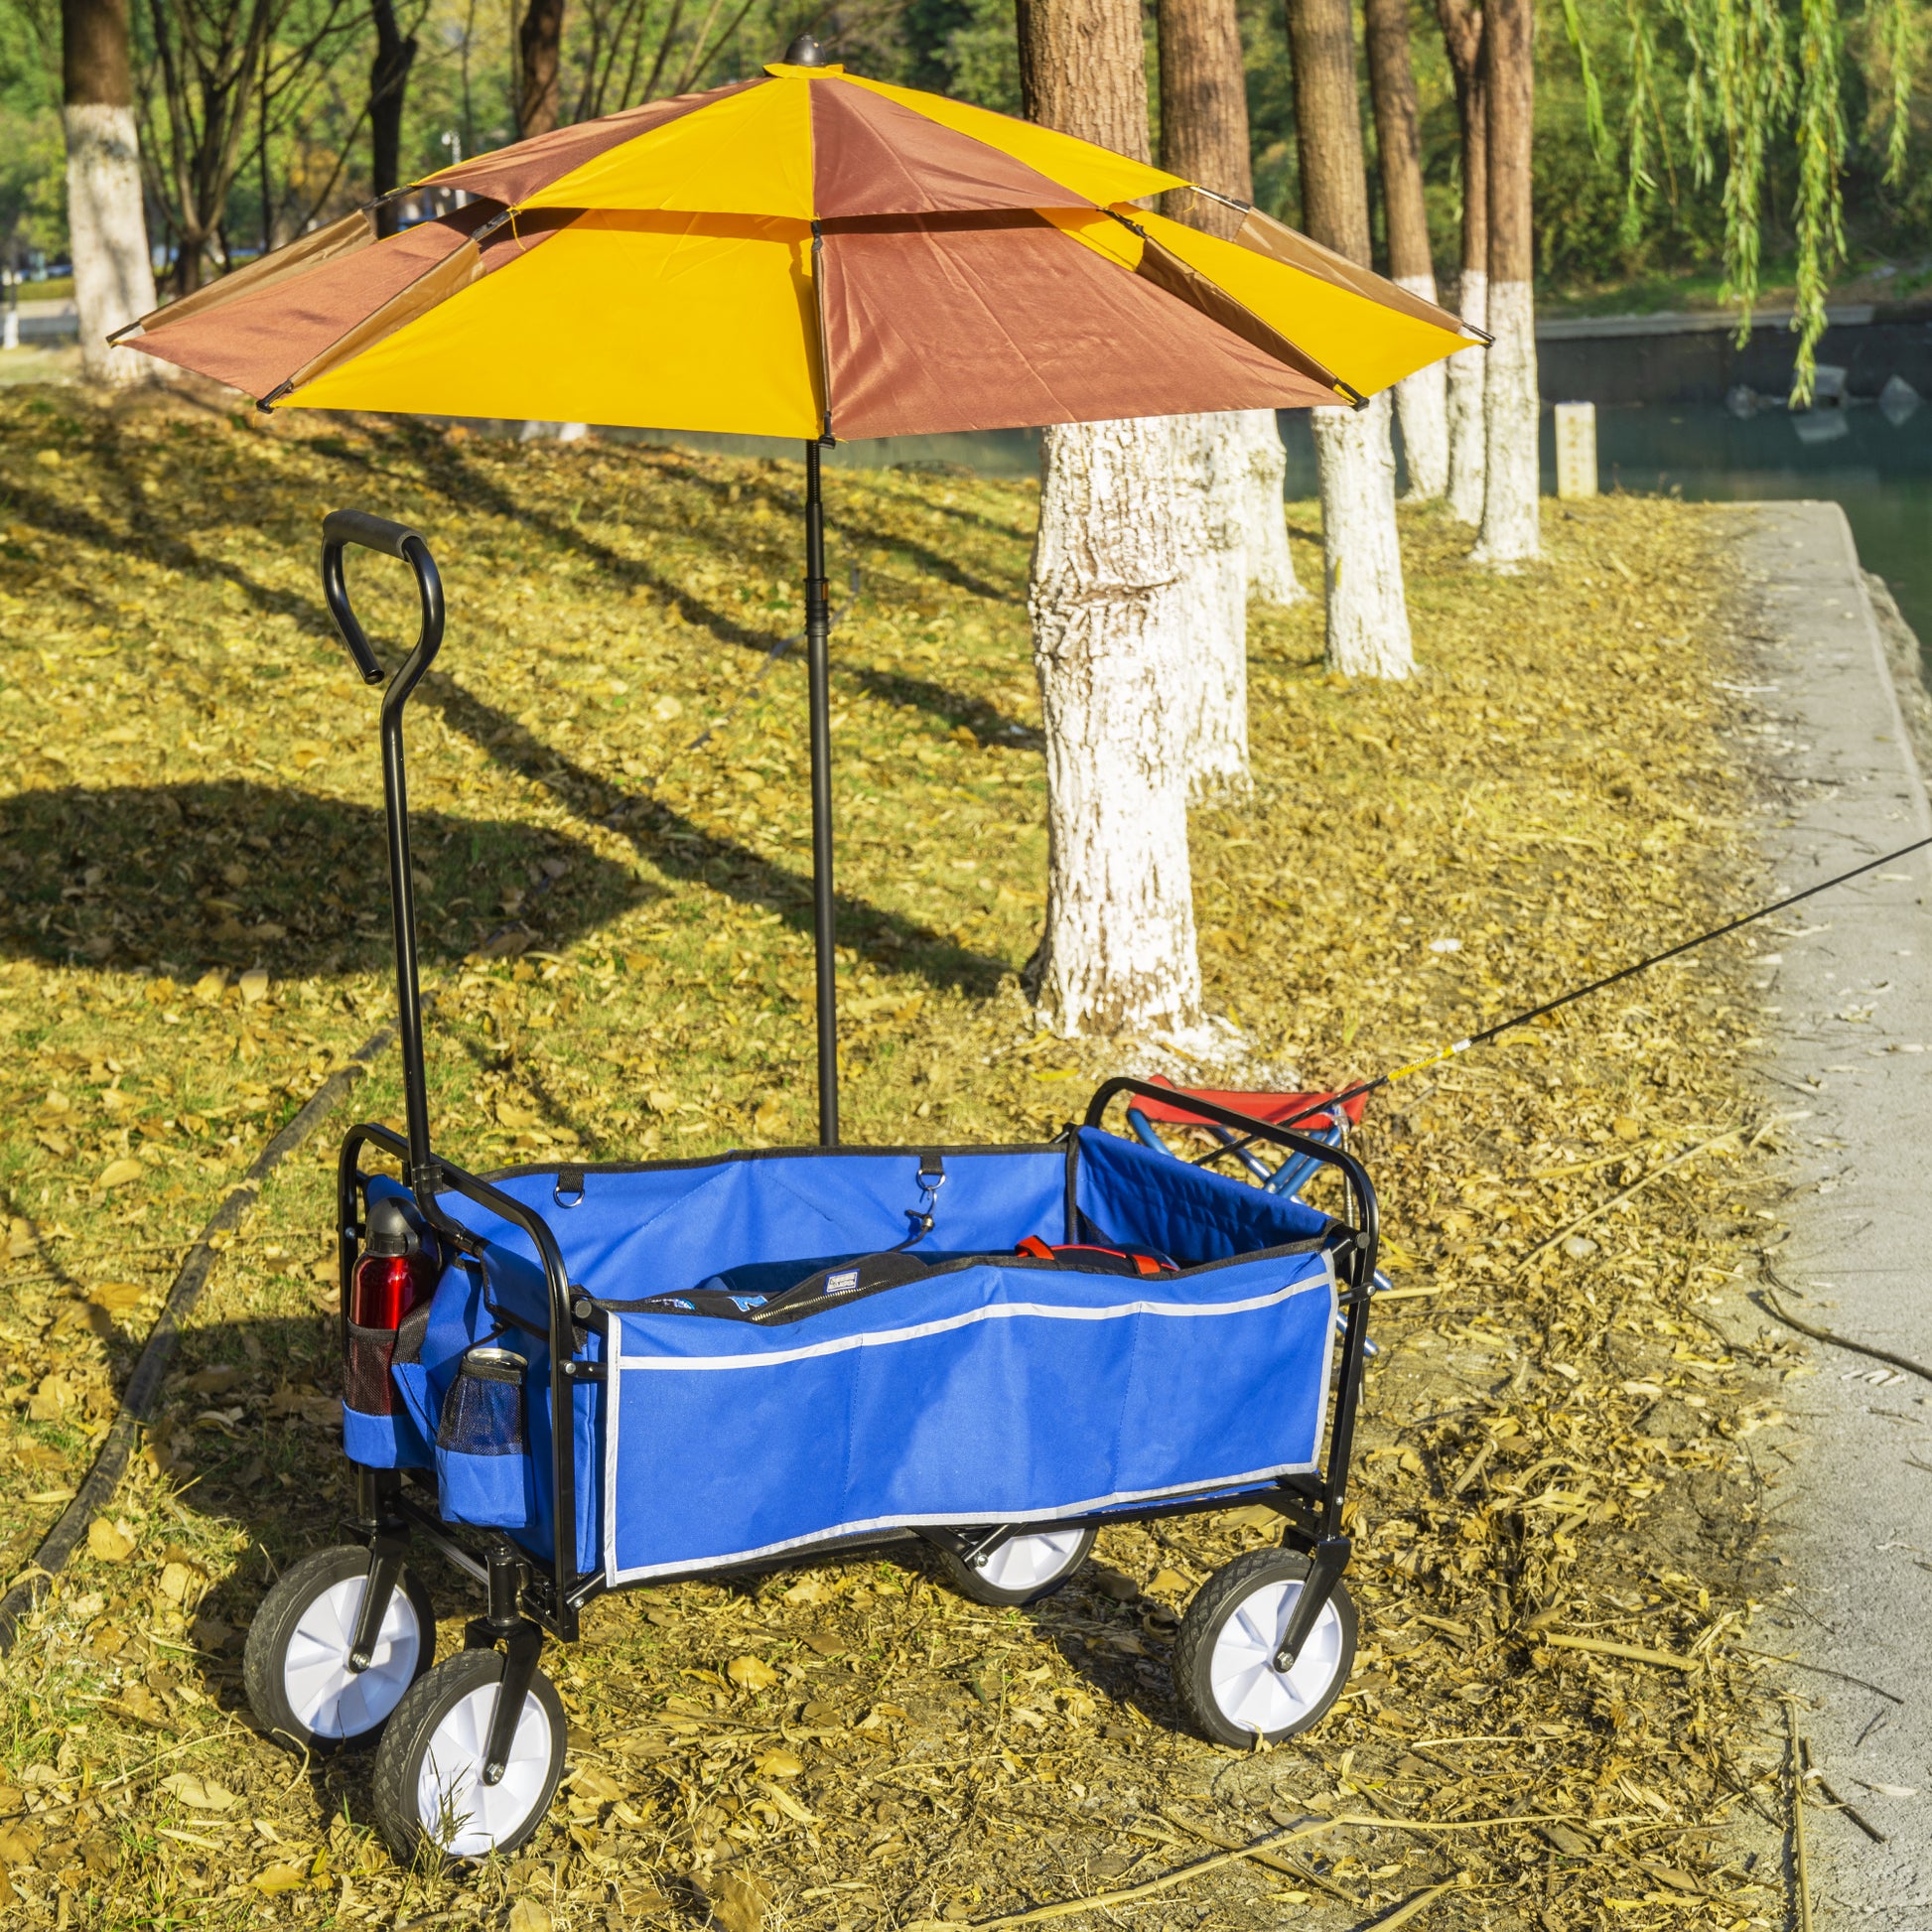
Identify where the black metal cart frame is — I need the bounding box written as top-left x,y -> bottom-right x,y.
319,509 -> 1378,1784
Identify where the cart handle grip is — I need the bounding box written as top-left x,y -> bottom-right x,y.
321,509 -> 444,687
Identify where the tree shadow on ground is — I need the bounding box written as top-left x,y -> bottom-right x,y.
845,667 -> 1040,748
418,671 -> 1013,998
0,782 -> 654,976
5,458 -> 1020,999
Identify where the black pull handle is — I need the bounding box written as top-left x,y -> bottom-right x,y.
320,508 -> 443,686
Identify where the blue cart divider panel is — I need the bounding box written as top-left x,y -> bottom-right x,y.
1073,1127 -> 1332,1259
603,1248 -> 1335,1582
349,1140 -> 1344,1582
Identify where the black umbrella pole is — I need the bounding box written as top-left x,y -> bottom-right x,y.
805,441 -> 839,1146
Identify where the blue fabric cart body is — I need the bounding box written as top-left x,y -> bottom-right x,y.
345,1129 -> 1340,1586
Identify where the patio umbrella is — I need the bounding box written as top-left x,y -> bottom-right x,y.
119,35 -> 1480,1145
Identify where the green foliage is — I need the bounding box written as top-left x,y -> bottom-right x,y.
0,107 -> 63,262
1863,0 -> 1921,182
897,0 -> 1020,111
0,0 -> 62,263
1556,0 -> 1926,393
1789,0 -> 1849,397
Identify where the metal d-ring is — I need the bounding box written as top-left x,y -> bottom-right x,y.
553,1165 -> 585,1209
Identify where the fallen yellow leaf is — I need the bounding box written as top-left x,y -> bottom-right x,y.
160,1772 -> 235,1812
86,1518 -> 134,1564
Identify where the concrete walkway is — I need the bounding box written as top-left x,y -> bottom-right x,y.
1738,500 -> 1932,1919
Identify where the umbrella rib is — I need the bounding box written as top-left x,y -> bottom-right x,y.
809,220 -> 834,441
260,205 -> 522,408
1101,207 -> 1366,408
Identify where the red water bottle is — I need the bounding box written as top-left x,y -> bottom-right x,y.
350,1196 -> 439,1328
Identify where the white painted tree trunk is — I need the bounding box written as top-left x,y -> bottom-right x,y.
1183,412 -> 1252,801
1393,271 -> 1449,500
1030,416 -> 1205,1039
64,103 -> 157,386
1472,277 -> 1540,568
1446,267 -> 1486,525
1230,407 -> 1304,606
1311,392 -> 1412,679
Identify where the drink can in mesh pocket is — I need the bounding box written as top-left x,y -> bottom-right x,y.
438,1347 -> 527,1454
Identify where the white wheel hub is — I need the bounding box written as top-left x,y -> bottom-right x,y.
1207,1579 -> 1344,1736
416,1682 -> 554,1859
284,1576 -> 421,1739
975,1528 -> 1086,1592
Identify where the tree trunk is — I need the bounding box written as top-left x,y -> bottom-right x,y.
1157,0 -> 1303,613
1283,0 -> 1412,678
1181,411 -> 1251,800
1364,0 -> 1446,500
516,0 -> 565,138
370,0 -> 418,238
1472,0 -> 1539,567
1030,416 -> 1209,1036
1157,0 -> 1254,798
1019,0 -> 1206,1040
1446,265 -> 1485,520
61,0 -> 156,384
1311,393 -> 1409,676
1157,0 -> 1247,222
1436,0 -> 1485,524
1233,407 -> 1302,604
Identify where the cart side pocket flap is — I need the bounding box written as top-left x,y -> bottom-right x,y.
435,1442 -> 539,1529
389,1359 -> 439,1444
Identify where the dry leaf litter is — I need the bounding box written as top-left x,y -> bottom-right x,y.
0,386 -> 1824,1929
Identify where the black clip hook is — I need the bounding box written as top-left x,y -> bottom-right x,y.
899,1151 -> 946,1248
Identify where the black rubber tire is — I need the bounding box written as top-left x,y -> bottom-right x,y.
1173,1548 -> 1357,1747
370,1648 -> 568,1868
243,1545 -> 436,1753
935,1525 -> 1098,1607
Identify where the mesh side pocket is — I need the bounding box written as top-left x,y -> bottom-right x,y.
436,1367 -> 524,1455
344,1321 -> 397,1417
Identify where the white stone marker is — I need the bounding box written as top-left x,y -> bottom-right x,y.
1554,401 -> 1597,499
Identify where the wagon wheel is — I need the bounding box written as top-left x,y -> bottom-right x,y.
1173,1549 -> 1356,1746
370,1650 -> 567,1866
243,1546 -> 436,1752
935,1525 -> 1097,1607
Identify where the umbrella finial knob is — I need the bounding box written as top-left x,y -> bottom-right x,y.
784,31 -> 824,65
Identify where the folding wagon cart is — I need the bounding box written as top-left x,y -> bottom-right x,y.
230,512 -> 1383,1863
111,39 -> 1479,1863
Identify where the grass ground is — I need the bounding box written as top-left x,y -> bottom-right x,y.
1540,248 -> 1932,318
0,384 -> 1807,1930
0,346 -> 81,387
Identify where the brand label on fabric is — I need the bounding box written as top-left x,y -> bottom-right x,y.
826,1269 -> 860,1295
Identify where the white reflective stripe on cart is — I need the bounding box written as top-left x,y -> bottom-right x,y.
611,1273 -> 1330,1374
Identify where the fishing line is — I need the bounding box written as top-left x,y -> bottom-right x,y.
1264,832 -> 1932,1139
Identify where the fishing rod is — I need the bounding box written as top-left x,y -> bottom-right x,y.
1265,831 -> 1932,1139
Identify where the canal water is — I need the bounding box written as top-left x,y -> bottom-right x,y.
615,397 -> 1932,662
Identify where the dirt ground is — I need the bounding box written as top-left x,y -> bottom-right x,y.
0,385 -> 1810,1930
